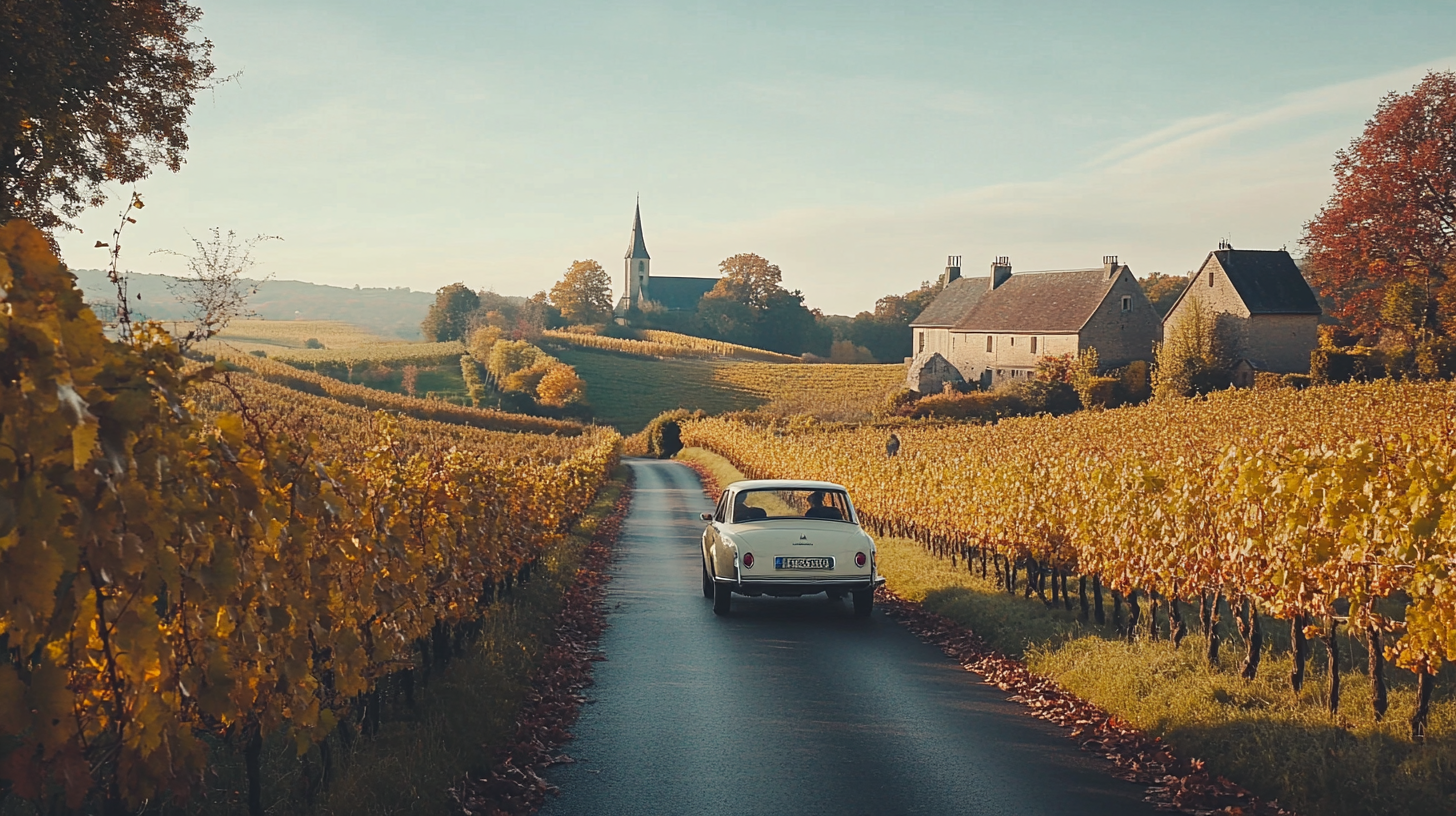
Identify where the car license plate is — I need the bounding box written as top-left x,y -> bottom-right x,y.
775,556 -> 834,570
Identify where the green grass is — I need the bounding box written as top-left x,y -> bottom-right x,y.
554,348 -> 765,432
679,447 -> 1456,816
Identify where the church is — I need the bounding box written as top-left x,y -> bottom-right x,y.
614,202 -> 718,317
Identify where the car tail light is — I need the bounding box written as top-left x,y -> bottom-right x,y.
742,552 -> 754,568
855,552 -> 867,567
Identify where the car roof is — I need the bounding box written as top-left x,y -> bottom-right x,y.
727,479 -> 848,492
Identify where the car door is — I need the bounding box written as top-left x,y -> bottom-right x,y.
703,491 -> 729,573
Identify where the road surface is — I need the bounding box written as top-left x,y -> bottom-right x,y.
541,459 -> 1159,816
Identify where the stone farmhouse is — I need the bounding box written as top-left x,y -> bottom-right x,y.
1161,244 -> 1321,385
614,201 -> 717,316
906,255 -> 1161,392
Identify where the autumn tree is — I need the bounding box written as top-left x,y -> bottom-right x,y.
696,253 -> 827,355
421,283 -> 480,341
2,0 -> 217,231
845,280 -> 943,362
1138,272 -> 1190,317
154,227 -> 280,350
550,259 -> 613,324
1153,298 -> 1234,399
1302,71 -> 1456,336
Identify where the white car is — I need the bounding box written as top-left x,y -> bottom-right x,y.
700,479 -> 884,616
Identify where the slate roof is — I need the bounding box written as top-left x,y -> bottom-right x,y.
625,202 -> 650,260
649,276 -> 717,311
909,276 -> 991,327
1210,249 -> 1321,315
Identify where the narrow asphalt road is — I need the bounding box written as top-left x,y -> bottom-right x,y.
541,459 -> 1160,816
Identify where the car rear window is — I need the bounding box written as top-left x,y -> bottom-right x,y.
731,488 -> 853,523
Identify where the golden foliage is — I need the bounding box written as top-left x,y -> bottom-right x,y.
0,221 -> 617,807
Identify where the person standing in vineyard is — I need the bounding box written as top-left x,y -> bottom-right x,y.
886,432 -> 901,458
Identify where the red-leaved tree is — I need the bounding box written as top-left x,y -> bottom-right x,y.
1302,71 -> 1456,336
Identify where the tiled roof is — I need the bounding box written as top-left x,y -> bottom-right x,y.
625,202 -> 650,260
1213,249 -> 1321,315
909,276 -> 990,327
952,268 -> 1119,333
649,276 -> 717,311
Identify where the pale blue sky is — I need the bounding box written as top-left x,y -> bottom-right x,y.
56,1 -> 1456,315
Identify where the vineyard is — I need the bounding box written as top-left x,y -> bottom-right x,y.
543,328 -> 802,363
197,319 -> 405,354
681,381 -> 1456,737
0,223 -> 620,811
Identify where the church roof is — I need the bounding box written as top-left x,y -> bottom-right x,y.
625,202 -> 650,260
954,268 -> 1121,333
649,276 -> 718,311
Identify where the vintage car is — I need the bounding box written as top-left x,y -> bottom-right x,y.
700,479 -> 884,616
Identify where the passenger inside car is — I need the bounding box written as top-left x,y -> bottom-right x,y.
732,492 -> 768,522
803,490 -> 843,520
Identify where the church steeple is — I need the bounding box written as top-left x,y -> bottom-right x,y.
626,199 -> 650,261
621,199 -> 651,312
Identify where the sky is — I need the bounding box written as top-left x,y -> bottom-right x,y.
54,0 -> 1456,316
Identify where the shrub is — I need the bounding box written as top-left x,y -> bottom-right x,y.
304,337 -> 324,349
536,363 -> 586,406
249,349 -> 267,358
1114,360 -> 1151,404
1310,347 -> 1385,385
1077,376 -> 1119,409
644,409 -> 700,459
1253,371 -> 1287,390
1416,336 -> 1456,380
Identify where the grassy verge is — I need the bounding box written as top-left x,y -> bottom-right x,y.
676,447 -> 1456,816
79,468 -> 629,816
553,348 -> 764,432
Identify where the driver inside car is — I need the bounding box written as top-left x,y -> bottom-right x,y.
733,492 -> 767,522
803,490 -> 842,520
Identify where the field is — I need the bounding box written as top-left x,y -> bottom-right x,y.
196,318 -> 406,353
678,378 -> 1456,816
552,346 -> 904,432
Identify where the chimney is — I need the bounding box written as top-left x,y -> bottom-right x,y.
1103,255 -> 1120,279
990,256 -> 1012,289
941,255 -> 962,286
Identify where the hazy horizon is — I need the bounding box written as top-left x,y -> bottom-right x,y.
52,1 -> 1456,315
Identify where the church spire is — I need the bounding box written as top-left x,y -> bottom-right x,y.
626,198 -> 651,260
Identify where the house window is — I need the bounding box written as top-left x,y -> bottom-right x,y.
639,261 -> 645,272
1010,336 -> 1015,346
1031,336 -> 1038,354
1121,295 -> 1131,312
1209,271 -> 1215,288
985,336 -> 993,353
918,332 -> 925,353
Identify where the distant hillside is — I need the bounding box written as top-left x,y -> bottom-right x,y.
72,269 -> 435,339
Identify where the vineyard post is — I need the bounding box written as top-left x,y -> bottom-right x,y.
1061,573 -> 1072,612
1169,599 -> 1186,648
1093,576 -> 1104,624
1324,616 -> 1341,714
1203,593 -> 1221,666
1411,672 -> 1434,742
1290,615 -> 1307,692
1148,592 -> 1161,641
1367,626 -> 1387,721
1078,576 -> 1089,621
1238,598 -> 1263,681
1111,590 -> 1124,634
1126,590 -> 1141,642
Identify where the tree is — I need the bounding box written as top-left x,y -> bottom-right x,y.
1302,71 -> 1456,336
421,283 -> 480,341
845,281 -> 943,362
536,364 -> 585,406
1139,273 -> 1190,317
549,259 -> 613,324
1153,298 -> 1234,399
2,0 -> 217,231
696,253 -> 825,355
153,227 -> 280,350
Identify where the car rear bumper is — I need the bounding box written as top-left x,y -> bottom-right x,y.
713,575 -> 885,597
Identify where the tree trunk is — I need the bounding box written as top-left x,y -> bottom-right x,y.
1111,590 -> 1124,633
1050,567 -> 1060,604
1024,558 -> 1038,600
1411,671 -> 1434,742
1093,576 -> 1104,624
1325,617 -> 1341,715
1078,576 -> 1089,621
1062,573 -> 1073,611
246,728 -> 264,816
1126,590 -> 1141,641
1239,601 -> 1262,681
1148,593 -> 1161,641
1204,593 -> 1221,667
1169,599 -> 1186,648
1368,627 -> 1388,722
1290,614 -> 1307,692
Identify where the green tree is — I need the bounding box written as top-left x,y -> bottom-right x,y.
695,253 -> 826,355
845,281 -> 943,362
421,283 -> 480,341
549,259 -> 613,324
3,0 -> 216,231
